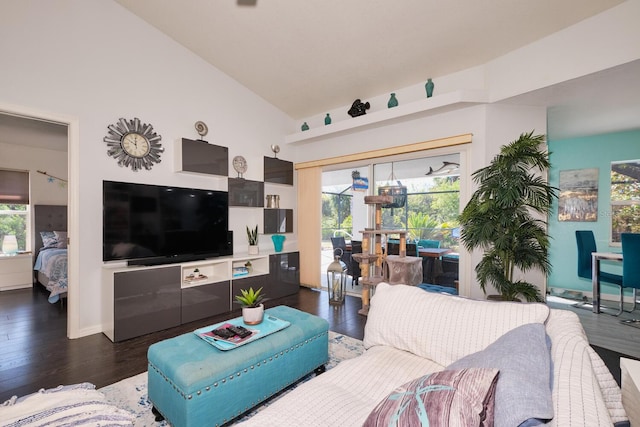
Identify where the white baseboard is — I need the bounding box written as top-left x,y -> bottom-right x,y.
0,283 -> 32,291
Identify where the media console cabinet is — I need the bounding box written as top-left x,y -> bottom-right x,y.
101,251 -> 299,342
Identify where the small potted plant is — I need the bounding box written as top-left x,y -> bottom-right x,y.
235,287 -> 265,325
247,225 -> 259,255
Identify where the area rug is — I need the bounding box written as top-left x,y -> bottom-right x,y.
99,331 -> 364,426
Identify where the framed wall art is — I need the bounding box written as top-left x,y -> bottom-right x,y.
558,168 -> 599,222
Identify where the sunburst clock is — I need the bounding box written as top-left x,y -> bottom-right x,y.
103,117 -> 163,171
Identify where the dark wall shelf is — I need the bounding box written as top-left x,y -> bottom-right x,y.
264,209 -> 293,234
264,157 -> 294,185
177,138 -> 228,176
228,178 -> 265,207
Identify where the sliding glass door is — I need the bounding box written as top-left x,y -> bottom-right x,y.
319,153 -> 461,292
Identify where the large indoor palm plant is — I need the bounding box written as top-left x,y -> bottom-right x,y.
459,131 -> 558,302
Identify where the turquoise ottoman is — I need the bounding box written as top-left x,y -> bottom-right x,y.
147,306 -> 329,427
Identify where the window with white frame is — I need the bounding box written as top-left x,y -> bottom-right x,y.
610,160 -> 640,244
0,169 -> 30,253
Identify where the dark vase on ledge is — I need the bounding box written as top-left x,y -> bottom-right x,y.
425,78 -> 434,98
387,93 -> 398,108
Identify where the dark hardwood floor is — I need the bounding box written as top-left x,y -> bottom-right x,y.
0,285 -> 366,402
3,285 -> 640,403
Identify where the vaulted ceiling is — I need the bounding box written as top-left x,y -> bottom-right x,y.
114,0 -> 627,120
2,0 -> 638,151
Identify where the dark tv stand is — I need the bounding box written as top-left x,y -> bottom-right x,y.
102,251 -> 300,342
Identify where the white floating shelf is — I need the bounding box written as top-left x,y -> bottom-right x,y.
285,89 -> 488,144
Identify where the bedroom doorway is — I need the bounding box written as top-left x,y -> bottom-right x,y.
0,104 -> 80,339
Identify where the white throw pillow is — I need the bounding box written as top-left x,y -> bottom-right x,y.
363,283 -> 550,366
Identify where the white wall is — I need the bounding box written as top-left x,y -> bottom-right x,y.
0,0 -> 293,337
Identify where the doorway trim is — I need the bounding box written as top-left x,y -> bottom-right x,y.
295,133 -> 472,170
0,102 -> 80,339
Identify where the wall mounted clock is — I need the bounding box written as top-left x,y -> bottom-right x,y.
233,155 -> 248,178
103,117 -> 163,171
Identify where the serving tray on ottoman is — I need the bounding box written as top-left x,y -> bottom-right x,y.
147,305 -> 329,427
194,313 -> 291,350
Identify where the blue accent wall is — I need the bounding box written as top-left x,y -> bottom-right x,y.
548,130 -> 640,296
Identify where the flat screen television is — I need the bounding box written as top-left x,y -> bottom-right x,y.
103,180 -> 232,265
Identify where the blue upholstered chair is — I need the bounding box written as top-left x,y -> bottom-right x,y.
417,239 -> 441,249
330,236 -> 350,274
386,242 -> 418,257
621,233 -> 640,314
575,230 -> 624,315
386,241 -> 400,255
406,242 -> 418,257
331,236 -> 347,252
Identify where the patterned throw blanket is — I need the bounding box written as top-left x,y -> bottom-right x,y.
0,383 -> 134,426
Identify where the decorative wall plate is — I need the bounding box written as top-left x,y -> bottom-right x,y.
104,117 -> 163,171
233,155 -> 248,177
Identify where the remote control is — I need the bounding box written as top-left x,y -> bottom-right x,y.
227,325 -> 252,338
212,327 -> 235,339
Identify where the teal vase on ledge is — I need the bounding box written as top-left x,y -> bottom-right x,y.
425,78 -> 434,98
387,93 -> 398,108
325,113 -> 332,125
301,122 -> 309,131
271,234 -> 285,252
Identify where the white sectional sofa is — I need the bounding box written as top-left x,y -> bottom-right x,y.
238,283 -> 628,426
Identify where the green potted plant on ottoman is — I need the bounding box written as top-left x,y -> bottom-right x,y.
235,287 -> 265,325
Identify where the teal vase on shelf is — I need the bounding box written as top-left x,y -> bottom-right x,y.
271,234 -> 285,252
324,113 -> 332,125
301,122 -> 309,131
425,78 -> 435,98
387,93 -> 398,108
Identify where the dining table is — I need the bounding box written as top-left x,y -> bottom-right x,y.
591,251 -> 623,314
418,248 -> 452,258
418,248 -> 453,283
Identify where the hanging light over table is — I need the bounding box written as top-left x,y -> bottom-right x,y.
378,162 -> 407,208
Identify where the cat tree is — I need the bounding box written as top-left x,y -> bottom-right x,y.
352,195 -> 422,315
